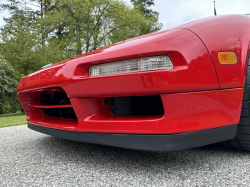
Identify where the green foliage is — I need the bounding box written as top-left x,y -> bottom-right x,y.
41,0 -> 148,54
131,0 -> 162,35
0,15 -> 70,75
0,58 -> 18,114
0,59 -> 18,95
2,102 -> 11,114
1,16 -> 40,75
131,0 -> 158,17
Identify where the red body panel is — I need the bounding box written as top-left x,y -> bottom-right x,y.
17,29 -> 219,96
181,15 -> 250,88
17,15 -> 250,135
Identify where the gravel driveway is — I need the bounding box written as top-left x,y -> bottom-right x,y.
1,125 -> 250,187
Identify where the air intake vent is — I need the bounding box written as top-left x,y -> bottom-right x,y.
110,95 -> 164,116
29,89 -> 78,120
40,92 -> 71,105
43,108 -> 77,119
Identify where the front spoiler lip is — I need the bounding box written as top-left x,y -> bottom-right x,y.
28,122 -> 237,151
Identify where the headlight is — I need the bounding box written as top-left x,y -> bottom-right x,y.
89,55 -> 173,77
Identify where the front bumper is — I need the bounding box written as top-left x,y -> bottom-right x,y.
21,88 -> 243,134
28,122 -> 237,151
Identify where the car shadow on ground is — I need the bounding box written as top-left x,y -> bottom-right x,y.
32,135 -> 249,176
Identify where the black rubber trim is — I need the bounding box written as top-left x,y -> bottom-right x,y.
27,122 -> 237,151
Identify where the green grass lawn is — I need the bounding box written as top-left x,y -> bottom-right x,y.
0,114 -> 27,128
0,110 -> 24,117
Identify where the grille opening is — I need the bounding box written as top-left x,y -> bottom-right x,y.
43,108 -> 77,119
110,95 -> 164,116
39,89 -> 77,120
40,92 -> 71,105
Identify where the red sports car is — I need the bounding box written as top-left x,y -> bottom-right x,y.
17,15 -> 250,151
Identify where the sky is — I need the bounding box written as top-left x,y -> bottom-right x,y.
151,0 -> 250,29
1,0 -> 250,29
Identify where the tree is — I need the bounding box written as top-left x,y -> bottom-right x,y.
0,0 -> 40,31
0,15 -> 70,75
41,0 -> 147,55
0,0 -> 58,46
131,0 -> 158,17
131,0 -> 162,35
0,58 -> 18,114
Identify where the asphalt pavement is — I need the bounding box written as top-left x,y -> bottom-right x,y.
1,125 -> 250,187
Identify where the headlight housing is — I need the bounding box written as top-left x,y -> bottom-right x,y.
89,55 -> 173,77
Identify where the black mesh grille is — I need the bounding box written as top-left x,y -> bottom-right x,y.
110,95 -> 164,116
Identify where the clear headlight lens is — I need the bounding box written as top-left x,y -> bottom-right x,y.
89,55 -> 173,77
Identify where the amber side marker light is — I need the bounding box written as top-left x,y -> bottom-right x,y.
218,52 -> 237,64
